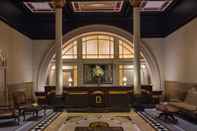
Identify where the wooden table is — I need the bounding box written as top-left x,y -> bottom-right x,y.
22,105 -> 42,120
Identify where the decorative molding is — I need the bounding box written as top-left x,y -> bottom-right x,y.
165,81 -> 197,100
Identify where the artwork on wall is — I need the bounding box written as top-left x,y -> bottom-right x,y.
0,50 -> 7,105
83,64 -> 113,84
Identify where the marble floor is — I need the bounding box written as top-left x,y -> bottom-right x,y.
58,112 -> 154,131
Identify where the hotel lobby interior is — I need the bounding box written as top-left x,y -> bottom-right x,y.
0,0 -> 197,131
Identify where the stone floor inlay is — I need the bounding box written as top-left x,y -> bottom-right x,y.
59,113 -> 141,131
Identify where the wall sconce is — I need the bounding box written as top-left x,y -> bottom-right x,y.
68,77 -> 73,87
123,76 -> 127,86
141,65 -> 146,69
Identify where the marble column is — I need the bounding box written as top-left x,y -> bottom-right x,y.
54,0 -> 65,95
133,0 -> 141,95
77,39 -> 83,86
113,37 -> 119,86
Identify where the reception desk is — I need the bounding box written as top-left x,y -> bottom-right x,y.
45,86 -> 133,111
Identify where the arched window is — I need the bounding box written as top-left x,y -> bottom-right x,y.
119,40 -> 134,58
62,41 -> 77,59
48,32 -> 151,87
82,34 -> 114,59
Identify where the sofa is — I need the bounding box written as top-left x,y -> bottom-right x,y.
168,88 -> 197,119
0,105 -> 19,124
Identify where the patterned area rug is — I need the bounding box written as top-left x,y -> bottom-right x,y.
0,110 -> 53,131
59,113 -> 141,131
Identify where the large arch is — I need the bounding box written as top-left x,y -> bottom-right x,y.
36,24 -> 162,91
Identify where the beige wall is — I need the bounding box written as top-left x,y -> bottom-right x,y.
164,18 -> 197,83
0,21 -> 33,84
143,38 -> 165,89
32,40 -> 53,90
0,21 -> 33,104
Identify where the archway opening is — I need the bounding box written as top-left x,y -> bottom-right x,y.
47,32 -> 152,87
36,25 -> 162,91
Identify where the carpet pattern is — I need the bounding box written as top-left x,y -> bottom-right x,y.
30,112 -> 166,131
59,113 -> 141,131
1,110 -> 197,131
0,110 -> 53,131
137,112 -> 169,131
29,112 -> 61,131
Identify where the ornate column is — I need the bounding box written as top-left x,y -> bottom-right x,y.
53,0 -> 65,95
132,0 -> 141,95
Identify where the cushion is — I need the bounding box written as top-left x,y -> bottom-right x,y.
0,110 -> 14,118
169,102 -> 197,111
184,89 -> 197,106
169,98 -> 181,102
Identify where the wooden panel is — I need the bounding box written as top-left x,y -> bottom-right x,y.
7,82 -> 33,105
165,81 -> 197,100
108,94 -> 130,107
45,86 -> 134,110
66,91 -> 89,108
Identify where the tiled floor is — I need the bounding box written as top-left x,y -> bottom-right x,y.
59,113 -> 141,131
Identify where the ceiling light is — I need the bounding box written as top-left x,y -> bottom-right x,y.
72,1 -> 123,13
24,2 -> 54,13
141,0 -> 174,12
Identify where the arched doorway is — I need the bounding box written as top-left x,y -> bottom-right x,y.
36,25 -> 162,91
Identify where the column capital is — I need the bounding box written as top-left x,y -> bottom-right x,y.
53,0 -> 65,8
130,0 -> 141,7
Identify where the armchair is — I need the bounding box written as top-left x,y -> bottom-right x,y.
13,91 -> 42,120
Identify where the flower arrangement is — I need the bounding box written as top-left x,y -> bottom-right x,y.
93,65 -> 104,78
93,65 -> 104,86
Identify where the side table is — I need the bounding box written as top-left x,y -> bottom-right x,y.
22,106 -> 42,120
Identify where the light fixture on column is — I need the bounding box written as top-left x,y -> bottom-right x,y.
141,65 -> 146,69
68,77 -> 73,87
123,77 -> 127,86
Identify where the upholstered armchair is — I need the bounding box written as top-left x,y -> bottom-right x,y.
13,91 -> 44,120
12,91 -> 33,115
